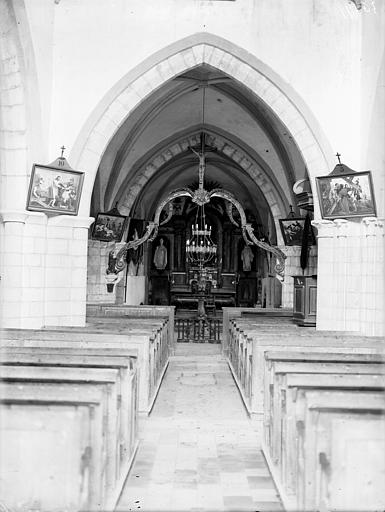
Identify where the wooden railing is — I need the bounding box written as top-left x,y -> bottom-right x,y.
175,318 -> 221,343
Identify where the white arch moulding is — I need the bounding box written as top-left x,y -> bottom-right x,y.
70,32 -> 335,221
117,131 -> 289,238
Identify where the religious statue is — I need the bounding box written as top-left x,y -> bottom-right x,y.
241,244 -> 254,271
153,238 -> 168,270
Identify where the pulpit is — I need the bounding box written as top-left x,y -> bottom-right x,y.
293,275 -> 317,326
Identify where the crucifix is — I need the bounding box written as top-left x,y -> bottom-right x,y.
336,152 -> 342,164
189,133 -> 217,189
60,146 -> 66,159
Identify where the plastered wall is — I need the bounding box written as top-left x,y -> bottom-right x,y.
0,0 -> 383,335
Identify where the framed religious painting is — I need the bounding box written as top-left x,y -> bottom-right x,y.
91,212 -> 128,242
316,171 -> 376,219
279,218 -> 316,246
26,163 -> 84,215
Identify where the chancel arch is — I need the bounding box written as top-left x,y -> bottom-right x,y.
71,33 -> 334,220
82,34 -> 330,313
115,131 -> 290,242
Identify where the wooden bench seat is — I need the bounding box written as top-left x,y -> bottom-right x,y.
0,349 -> 139,511
1,366 -> 124,489
0,381 -> 107,511
223,313 -> 385,510
296,390 -> 385,511
226,331 -> 382,419
0,349 -> 139,458
268,367 -> 385,471
265,372 -> 385,511
264,352 -> 384,457
86,304 -> 175,347
1,327 -> 168,414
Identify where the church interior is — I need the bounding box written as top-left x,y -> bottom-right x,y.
0,0 -> 384,511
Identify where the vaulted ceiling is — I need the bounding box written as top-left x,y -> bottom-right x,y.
91,64 -> 307,236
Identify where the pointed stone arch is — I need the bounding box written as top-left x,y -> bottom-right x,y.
71,33 -> 334,219
117,131 -> 289,243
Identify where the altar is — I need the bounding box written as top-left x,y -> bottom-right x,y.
167,267 -> 235,309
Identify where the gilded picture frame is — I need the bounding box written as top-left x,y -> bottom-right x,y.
91,213 -> 128,242
26,163 -> 84,215
316,171 -> 376,220
279,218 -> 316,246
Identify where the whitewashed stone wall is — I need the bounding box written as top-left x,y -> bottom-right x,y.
44,216 -> 93,327
0,212 -> 93,328
87,240 -> 117,304
86,240 -> 146,305
0,1 -> 383,335
314,218 -> 384,336
281,245 -> 318,308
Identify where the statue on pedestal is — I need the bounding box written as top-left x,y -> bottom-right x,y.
153,238 -> 168,270
241,244 -> 254,271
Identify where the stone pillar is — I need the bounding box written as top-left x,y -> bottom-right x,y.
281,245 -> 318,308
312,220 -> 337,331
44,216 -> 94,327
0,210 -> 30,328
313,218 -> 384,336
1,211 -> 93,328
360,218 -> 384,336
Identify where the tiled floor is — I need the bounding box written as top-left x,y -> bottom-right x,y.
117,344 -> 283,512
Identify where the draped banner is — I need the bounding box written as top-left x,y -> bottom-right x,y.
300,213 -> 312,271
126,218 -> 146,275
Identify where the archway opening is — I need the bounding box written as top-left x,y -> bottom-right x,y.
86,61 -> 318,309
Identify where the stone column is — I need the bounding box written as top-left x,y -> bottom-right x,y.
360,217 -> 384,336
314,218 -> 384,336
44,215 -> 94,327
312,220 -> 336,331
0,210 -> 30,327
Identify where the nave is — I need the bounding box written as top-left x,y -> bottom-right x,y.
117,344 -> 283,512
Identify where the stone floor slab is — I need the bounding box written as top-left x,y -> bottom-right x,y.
116,345 -> 283,512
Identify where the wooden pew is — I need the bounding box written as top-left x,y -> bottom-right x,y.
226,328 -> 383,420
265,371 -> 385,511
0,382 -> 106,511
1,366 -> 122,488
289,388 -> 385,511
264,353 -> 385,463
0,349 -> 139,460
82,317 -> 170,385
0,349 -> 139,511
221,306 -> 292,353
86,303 -> 175,351
1,327 -> 168,414
224,315 -> 385,511
299,390 -> 385,512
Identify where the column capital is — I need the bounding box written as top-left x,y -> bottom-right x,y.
47,215 -> 95,229
311,219 -> 334,238
362,216 -> 384,236
334,218 -> 349,238
0,210 -> 30,224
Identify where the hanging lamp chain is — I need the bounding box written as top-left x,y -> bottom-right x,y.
198,86 -> 206,191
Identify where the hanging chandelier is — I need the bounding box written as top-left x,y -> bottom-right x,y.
106,82 -> 288,293
185,87 -> 217,267
186,218 -> 217,266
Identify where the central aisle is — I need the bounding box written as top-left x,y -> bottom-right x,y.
117,344 -> 283,512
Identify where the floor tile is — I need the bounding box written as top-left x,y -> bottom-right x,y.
116,345 -> 283,512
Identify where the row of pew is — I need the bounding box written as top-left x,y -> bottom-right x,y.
224,310 -> 385,511
0,305 -> 174,512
